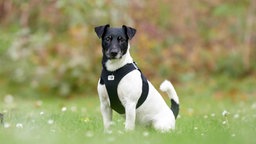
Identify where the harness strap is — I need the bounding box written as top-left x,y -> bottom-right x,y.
100,62 -> 149,114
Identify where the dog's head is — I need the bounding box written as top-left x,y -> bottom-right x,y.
95,24 -> 136,60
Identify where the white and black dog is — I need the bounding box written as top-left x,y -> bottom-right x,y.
95,24 -> 179,133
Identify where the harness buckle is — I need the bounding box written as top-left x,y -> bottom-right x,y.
108,74 -> 115,81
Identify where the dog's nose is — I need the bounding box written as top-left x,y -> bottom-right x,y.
110,49 -> 119,57
110,51 -> 118,57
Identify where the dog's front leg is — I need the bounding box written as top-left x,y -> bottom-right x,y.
100,100 -> 112,133
125,102 -> 136,131
98,83 -> 113,133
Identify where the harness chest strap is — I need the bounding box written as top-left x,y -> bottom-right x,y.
100,62 -> 149,114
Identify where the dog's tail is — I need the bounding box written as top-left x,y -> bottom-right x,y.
160,80 -> 180,119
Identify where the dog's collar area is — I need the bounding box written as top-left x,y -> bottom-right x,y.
102,62 -> 138,78
100,62 -> 149,114
102,62 -> 138,82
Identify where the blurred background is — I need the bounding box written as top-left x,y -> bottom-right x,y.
0,0 -> 255,99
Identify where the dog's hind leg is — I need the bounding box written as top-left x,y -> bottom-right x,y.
152,113 -> 175,132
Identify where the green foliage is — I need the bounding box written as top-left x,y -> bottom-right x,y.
0,0 -> 255,97
2,27 -> 99,96
214,53 -> 246,77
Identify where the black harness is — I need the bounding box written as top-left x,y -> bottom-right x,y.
100,62 -> 149,114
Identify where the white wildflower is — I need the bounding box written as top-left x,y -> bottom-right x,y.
222,110 -> 229,117
211,113 -> 216,117
222,120 -> 227,125
61,107 -> 67,112
48,119 -> 54,125
40,111 -> 44,115
16,123 -> 23,128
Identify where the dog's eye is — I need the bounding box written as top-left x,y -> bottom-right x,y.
118,36 -> 125,42
105,36 -> 112,41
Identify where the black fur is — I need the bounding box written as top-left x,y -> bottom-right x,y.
122,25 -> 136,40
95,24 -> 110,38
171,99 -> 179,119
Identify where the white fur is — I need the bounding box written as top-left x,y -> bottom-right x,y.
160,80 -> 179,104
97,45 -> 179,133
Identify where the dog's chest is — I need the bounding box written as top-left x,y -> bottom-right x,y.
100,63 -> 149,114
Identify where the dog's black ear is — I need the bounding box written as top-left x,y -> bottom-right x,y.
122,25 -> 136,40
94,24 -> 110,39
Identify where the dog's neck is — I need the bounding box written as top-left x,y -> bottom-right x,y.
104,51 -> 133,72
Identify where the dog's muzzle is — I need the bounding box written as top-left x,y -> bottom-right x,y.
106,49 -> 122,59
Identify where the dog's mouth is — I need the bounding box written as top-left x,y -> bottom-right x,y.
106,51 -> 123,59
106,55 -> 122,60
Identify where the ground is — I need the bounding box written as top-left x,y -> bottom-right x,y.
0,76 -> 255,144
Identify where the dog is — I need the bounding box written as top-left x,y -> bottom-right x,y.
95,24 -> 179,133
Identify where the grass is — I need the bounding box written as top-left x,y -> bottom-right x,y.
0,76 -> 256,144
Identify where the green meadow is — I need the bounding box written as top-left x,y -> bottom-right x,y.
1,76 -> 255,144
